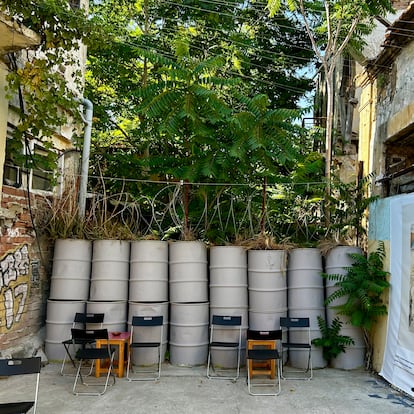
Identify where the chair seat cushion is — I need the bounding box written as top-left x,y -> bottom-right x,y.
282,342 -> 311,349
247,349 -> 279,360
76,348 -> 112,360
210,341 -> 239,348
130,342 -> 161,348
0,401 -> 34,414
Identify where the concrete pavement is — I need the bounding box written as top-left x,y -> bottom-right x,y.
1,363 -> 414,413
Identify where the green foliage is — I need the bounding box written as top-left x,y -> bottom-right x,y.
323,241 -> 390,331
1,0 -> 108,172
312,316 -> 355,363
268,1 -> 394,21
325,173 -> 379,243
86,0 -> 316,179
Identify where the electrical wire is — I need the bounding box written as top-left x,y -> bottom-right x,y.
68,171 -> 325,188
7,1 -> 414,124
14,0 -> 408,90
85,3 -> 414,88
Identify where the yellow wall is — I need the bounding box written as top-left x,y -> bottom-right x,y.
357,76 -> 390,372
368,239 -> 391,372
357,77 -> 377,181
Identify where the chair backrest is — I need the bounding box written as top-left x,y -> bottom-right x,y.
0,357 -> 41,413
132,316 -> 163,327
211,315 -> 242,326
71,328 -> 109,343
73,312 -> 105,325
247,330 -> 282,341
0,356 -> 41,377
280,317 -> 310,329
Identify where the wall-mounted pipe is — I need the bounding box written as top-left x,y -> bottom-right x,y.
78,98 -> 93,218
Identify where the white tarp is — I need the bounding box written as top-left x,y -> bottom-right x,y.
380,193 -> 414,397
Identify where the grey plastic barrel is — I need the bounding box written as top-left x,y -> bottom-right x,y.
248,249 -> 287,330
44,299 -> 86,361
287,248 -> 326,369
169,241 -> 208,303
325,246 -> 363,322
49,239 -> 91,301
209,246 -> 248,308
86,300 -> 127,332
169,302 -> 209,366
89,240 -> 130,301
325,246 -> 365,369
129,240 -> 168,302
127,301 -> 169,366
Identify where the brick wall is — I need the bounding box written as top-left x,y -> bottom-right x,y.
0,185 -> 52,352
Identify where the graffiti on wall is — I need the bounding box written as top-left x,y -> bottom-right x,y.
0,244 -> 30,333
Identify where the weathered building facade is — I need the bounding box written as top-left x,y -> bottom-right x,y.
0,4 -> 86,356
355,0 -> 414,396
312,0 -> 414,394
0,12 -> 47,355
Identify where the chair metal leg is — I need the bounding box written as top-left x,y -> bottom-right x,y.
127,347 -> 162,381
247,359 -> 281,396
61,345 -> 94,377
73,355 -> 116,396
280,348 -> 313,380
206,346 -> 241,381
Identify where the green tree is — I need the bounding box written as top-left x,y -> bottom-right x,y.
145,0 -> 315,108
86,0 -> 316,174
267,0 -> 394,202
85,1 -> 315,239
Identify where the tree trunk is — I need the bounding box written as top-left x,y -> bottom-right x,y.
324,71 -> 334,225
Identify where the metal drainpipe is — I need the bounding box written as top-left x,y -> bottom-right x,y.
78,98 -> 93,218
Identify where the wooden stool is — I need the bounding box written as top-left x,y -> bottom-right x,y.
248,338 -> 277,379
95,331 -> 130,378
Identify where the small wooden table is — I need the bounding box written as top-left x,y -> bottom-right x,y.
95,332 -> 130,378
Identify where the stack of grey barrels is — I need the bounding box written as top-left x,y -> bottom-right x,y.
168,241 -> 209,366
87,240 -> 130,333
287,247 -> 326,369
45,239 -> 91,361
209,246 -> 248,368
128,240 -> 169,366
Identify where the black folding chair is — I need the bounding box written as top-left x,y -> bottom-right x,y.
246,330 -> 282,396
206,315 -> 242,381
0,357 -> 41,414
71,328 -> 115,396
280,317 -> 313,380
127,316 -> 164,381
60,312 -> 104,376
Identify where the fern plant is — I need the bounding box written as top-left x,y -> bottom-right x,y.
324,242 -> 389,330
323,241 -> 390,368
312,316 -> 355,364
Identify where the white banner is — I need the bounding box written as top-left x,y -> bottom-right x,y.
380,193 -> 414,397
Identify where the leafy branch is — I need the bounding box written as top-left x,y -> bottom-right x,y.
312,316 -> 355,364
